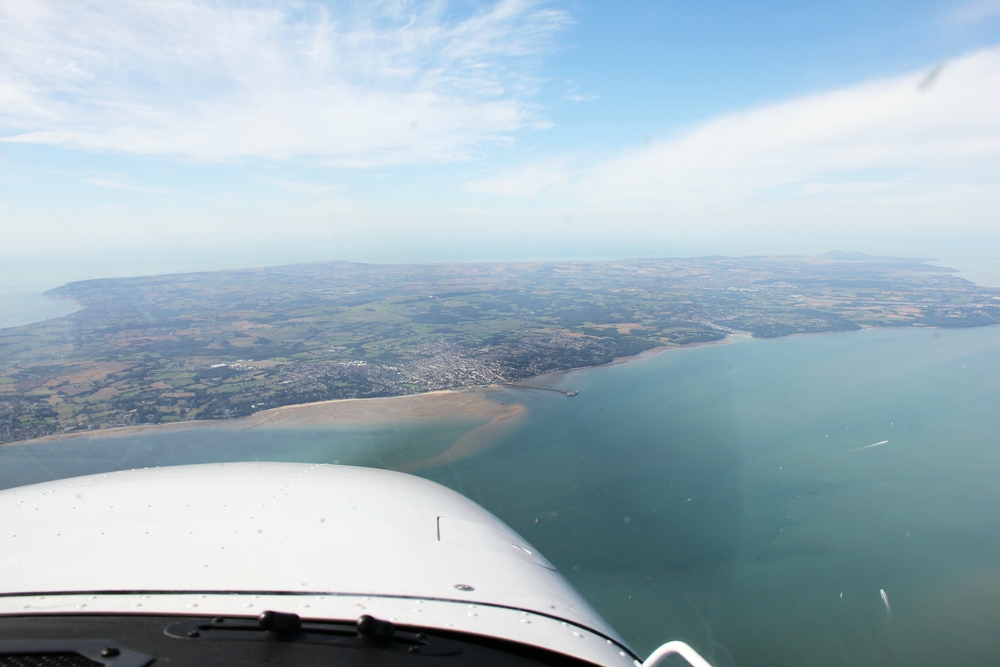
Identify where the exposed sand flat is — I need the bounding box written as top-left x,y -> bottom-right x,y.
245,389 -> 528,473
9,388 -> 520,446
5,337 -> 731,449
247,389 -> 520,426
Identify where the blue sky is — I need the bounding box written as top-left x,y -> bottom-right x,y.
1,0 -> 999,284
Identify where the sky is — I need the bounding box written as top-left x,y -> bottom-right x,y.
1,0 -> 1000,286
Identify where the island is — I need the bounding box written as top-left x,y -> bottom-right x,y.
1,252 -> 998,444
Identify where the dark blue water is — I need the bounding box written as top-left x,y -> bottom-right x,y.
4,326 -> 1000,666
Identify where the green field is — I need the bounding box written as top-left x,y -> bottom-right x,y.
1,252 -> 998,444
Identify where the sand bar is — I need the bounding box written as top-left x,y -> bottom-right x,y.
251,388 -> 521,426
9,388 -> 522,446
8,336 -> 738,448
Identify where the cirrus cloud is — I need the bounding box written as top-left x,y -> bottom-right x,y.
0,0 -> 568,165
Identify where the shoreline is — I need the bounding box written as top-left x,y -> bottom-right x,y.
6,388 -> 522,447
4,334 -> 746,448
5,326 -> 926,448
0,291 -> 83,332
535,331 -> 746,387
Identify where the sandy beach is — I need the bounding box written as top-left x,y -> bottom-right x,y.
243,388 -> 521,426
6,335 -> 743,449
8,387 -> 525,447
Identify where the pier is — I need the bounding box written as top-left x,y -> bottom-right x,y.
503,384 -> 578,397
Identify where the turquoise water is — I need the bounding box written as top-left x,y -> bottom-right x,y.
4,326 -> 1000,666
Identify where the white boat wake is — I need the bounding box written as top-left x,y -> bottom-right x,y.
862,440 -> 889,451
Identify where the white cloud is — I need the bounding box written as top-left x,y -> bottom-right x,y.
582,48 -> 1000,205
563,81 -> 599,102
470,47 -> 1000,216
268,179 -> 341,196
83,173 -> 167,193
0,0 -> 568,165
465,157 -> 572,196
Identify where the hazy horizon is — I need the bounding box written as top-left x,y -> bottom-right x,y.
2,0 -> 999,285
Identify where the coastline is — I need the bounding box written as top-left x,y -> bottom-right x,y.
1,326 -> 971,462
6,388 -> 525,447
4,334 -> 745,448
0,290 -> 83,331
535,332 -> 745,387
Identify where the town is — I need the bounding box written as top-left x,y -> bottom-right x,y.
2,252 -> 998,444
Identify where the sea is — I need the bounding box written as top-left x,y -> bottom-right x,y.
2,325 -> 999,666
0,286 -> 80,330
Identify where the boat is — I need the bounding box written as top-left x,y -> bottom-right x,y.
0,462 -> 712,666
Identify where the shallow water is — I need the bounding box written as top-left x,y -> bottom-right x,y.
4,326 -> 1000,666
